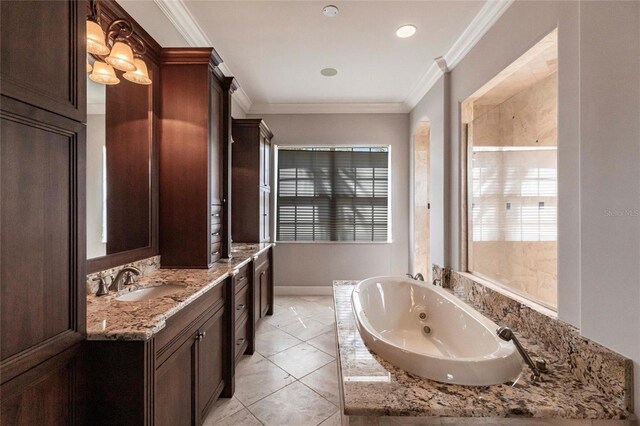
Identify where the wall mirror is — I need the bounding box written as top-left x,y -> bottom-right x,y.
85,1 -> 159,273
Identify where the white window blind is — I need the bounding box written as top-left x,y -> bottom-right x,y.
471,147 -> 557,242
277,147 -> 389,242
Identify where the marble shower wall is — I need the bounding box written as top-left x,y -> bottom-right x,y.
468,71 -> 558,307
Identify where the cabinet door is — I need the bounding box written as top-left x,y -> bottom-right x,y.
197,307 -> 225,421
259,266 -> 271,318
209,73 -> 223,205
155,336 -> 196,426
253,267 -> 261,322
261,189 -> 270,242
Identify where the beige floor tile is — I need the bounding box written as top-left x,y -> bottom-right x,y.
248,381 -> 338,426
234,352 -> 296,406
300,361 -> 340,405
213,407 -> 263,426
268,342 -> 334,379
255,319 -> 279,336
265,306 -> 307,327
319,411 -> 343,426
276,316 -> 334,341
202,396 -> 245,425
256,326 -> 303,357
307,330 -> 338,356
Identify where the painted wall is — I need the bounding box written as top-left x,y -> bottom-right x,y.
248,113 -> 410,287
411,0 -> 639,411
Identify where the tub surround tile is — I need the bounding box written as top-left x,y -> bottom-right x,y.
86,243 -> 272,340
333,281 -> 632,420
435,267 -> 633,413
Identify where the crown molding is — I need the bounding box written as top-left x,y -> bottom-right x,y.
248,102 -> 410,115
154,0 -> 252,114
403,0 -> 514,110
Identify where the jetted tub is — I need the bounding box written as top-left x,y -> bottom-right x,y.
351,276 -> 523,386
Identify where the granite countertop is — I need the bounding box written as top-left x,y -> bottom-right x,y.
86,243 -> 272,341
333,281 -> 632,420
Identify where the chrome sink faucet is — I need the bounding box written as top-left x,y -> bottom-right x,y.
406,273 -> 425,281
110,267 -> 141,292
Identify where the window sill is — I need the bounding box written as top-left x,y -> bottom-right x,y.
458,271 -> 558,320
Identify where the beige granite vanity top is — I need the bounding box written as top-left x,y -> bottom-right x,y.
86,243 -> 272,341
333,281 -> 633,420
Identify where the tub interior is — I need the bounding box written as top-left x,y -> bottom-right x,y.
358,279 -> 501,358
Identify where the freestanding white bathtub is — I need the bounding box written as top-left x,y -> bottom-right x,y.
351,276 -> 523,386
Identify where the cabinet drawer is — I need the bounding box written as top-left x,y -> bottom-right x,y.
233,263 -> 250,293
234,284 -> 249,321
211,205 -> 222,225
234,315 -> 249,361
211,222 -> 222,241
210,242 -> 221,258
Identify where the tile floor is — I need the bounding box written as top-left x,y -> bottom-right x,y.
204,295 -> 341,426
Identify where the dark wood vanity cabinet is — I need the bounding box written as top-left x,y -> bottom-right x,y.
159,49 -> 237,267
155,301 -> 226,426
253,249 -> 275,320
232,119 -> 274,243
1,1 -> 86,423
86,279 -> 231,425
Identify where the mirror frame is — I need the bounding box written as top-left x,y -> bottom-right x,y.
86,0 -> 161,273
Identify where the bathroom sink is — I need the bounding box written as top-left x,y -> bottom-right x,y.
115,284 -> 185,302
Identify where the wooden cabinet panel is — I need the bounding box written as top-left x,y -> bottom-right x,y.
0,99 -> 85,381
159,49 -> 232,266
259,266 -> 271,317
232,119 -> 273,243
0,0 -> 85,122
156,336 -> 196,426
197,307 -> 225,420
1,343 -> 81,426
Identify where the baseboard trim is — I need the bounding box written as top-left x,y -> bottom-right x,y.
274,286 -> 333,296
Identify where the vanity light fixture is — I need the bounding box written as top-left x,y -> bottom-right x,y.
86,0 -> 152,85
89,61 -> 120,85
396,24 -> 417,38
123,58 -> 152,85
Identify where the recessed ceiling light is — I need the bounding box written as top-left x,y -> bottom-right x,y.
322,5 -> 339,17
320,68 -> 338,77
396,24 -> 417,38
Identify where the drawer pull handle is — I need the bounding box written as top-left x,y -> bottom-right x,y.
237,275 -> 246,281
212,232 -> 220,236
196,331 -> 206,341
213,213 -> 220,217
236,304 -> 245,310
212,251 -> 220,255
260,271 -> 266,277
236,338 -> 245,345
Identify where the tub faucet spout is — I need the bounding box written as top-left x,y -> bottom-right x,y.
406,273 -> 424,281
497,326 -> 546,382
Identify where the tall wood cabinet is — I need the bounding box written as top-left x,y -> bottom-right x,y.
159,48 -> 236,267
0,1 -> 86,424
232,119 -> 274,243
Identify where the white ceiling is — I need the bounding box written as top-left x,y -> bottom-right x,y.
120,0 -> 512,113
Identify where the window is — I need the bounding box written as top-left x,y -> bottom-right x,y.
276,147 -> 390,242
